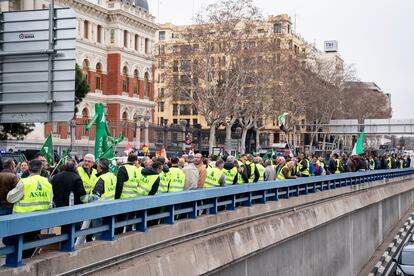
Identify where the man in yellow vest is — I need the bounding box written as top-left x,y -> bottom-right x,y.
166,158 -> 186,193
77,153 -> 97,194
91,159 -> 117,201
6,159 -> 53,258
223,156 -> 238,185
297,153 -> 310,177
253,157 -> 265,181
114,154 -> 141,234
157,157 -> 172,194
204,159 -> 226,188
137,162 -> 162,196
277,161 -> 297,180
116,154 -> 141,199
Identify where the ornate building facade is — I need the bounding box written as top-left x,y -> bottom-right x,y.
0,0 -> 158,155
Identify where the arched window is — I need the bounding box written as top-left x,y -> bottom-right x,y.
122,66 -> 129,93
95,63 -> 102,90
144,72 -> 149,97
81,108 -> 89,136
133,69 -> 139,94
82,59 -> 90,84
122,111 -> 128,123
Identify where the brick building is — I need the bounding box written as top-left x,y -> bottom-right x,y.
0,0 -> 158,155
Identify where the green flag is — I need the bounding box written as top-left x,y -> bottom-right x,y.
56,147 -> 72,170
99,146 -> 118,175
352,129 -> 365,156
40,133 -> 54,166
271,147 -> 276,158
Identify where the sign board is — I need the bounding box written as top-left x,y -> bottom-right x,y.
324,40 -> 338,53
0,8 -> 76,123
364,119 -> 414,134
329,120 -> 359,134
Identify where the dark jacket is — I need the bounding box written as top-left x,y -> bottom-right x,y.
141,167 -> 160,196
51,170 -> 86,207
0,170 -> 18,209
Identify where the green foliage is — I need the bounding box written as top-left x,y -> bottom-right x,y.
75,64 -> 90,113
0,123 -> 35,140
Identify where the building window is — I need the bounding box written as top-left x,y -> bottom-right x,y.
144,72 -> 149,97
159,45 -> 165,55
82,59 -> 90,84
159,31 -> 166,41
83,20 -> 89,39
124,30 -> 128,48
97,25 -> 102,43
134,34 -> 139,51
192,106 -> 198,115
145,38 -> 149,54
288,40 -> 293,50
179,104 -> 191,115
192,119 -> 198,125
133,69 -> 139,94
122,66 -> 129,93
95,63 -> 102,90
159,88 -> 165,98
173,119 -> 178,125
110,29 -> 115,44
287,24 -> 291,34
160,102 -> 165,112
172,104 -> 178,116
274,23 -> 281,34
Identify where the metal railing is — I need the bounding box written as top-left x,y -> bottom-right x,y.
1,168 -> 413,267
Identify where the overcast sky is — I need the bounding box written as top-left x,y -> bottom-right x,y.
148,0 -> 414,119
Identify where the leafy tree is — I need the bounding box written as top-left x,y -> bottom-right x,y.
0,123 -> 35,140
75,63 -> 90,113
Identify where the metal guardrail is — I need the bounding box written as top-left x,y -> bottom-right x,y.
1,168 -> 414,267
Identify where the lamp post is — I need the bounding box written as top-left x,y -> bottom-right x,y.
179,120 -> 188,153
143,114 -> 150,146
134,114 -> 142,149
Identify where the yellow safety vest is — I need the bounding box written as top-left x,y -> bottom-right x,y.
137,174 -> 159,196
77,167 -> 97,194
223,167 -> 238,185
277,164 -> 291,180
96,172 -> 117,201
157,170 -> 172,194
256,164 -> 265,181
247,162 -> 256,183
204,168 -> 223,188
298,159 -> 310,176
120,165 -> 142,199
335,159 -> 341,174
13,175 -> 52,213
370,160 -> 376,170
168,168 -> 185,193
387,157 -> 392,169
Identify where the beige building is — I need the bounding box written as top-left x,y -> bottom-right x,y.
154,14 -> 308,151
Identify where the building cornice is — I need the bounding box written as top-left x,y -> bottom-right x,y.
86,93 -> 156,109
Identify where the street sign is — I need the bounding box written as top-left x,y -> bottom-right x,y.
364,119 -> 414,134
0,7 -> 76,123
329,120 -> 359,134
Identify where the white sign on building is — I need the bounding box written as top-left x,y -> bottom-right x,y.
324,40 -> 338,53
